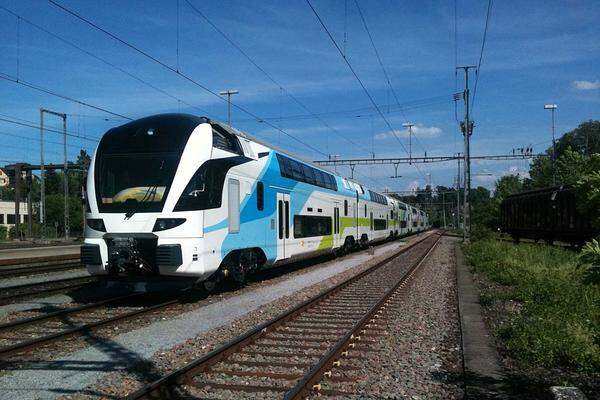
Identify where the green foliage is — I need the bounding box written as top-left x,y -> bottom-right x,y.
465,240 -> 600,371
470,224 -> 495,242
578,238 -> 600,285
0,225 -> 7,241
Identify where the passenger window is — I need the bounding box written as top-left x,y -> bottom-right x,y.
257,181 -> 264,211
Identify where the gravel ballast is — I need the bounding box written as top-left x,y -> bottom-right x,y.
306,236 -> 464,399
0,234 -> 430,400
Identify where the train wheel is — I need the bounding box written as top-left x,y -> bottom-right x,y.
232,250 -> 259,285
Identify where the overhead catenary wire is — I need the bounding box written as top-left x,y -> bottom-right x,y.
0,5 -> 211,118
183,0 -> 371,155
353,0 -> 430,157
48,0 -> 326,158
236,94 -> 455,123
305,0 -> 427,181
471,0 -> 493,115
0,72 -> 132,121
0,116 -> 100,143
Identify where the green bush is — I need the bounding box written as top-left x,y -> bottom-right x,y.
464,240 -> 600,371
469,224 -> 495,242
0,225 -> 7,241
578,238 -> 600,285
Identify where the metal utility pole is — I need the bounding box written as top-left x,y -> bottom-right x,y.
14,163 -> 21,240
442,191 -> 447,228
219,89 -> 239,126
457,66 -> 476,241
456,154 -> 461,229
544,104 -> 558,185
402,122 -> 414,165
40,108 -> 69,239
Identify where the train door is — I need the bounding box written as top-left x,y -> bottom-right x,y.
276,193 -> 290,260
333,203 -> 341,249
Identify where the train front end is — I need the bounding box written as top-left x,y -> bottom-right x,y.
81,114 -> 218,281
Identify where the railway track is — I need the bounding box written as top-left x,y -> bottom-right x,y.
0,276 -> 97,306
0,290 -> 186,359
0,255 -> 81,278
125,231 -> 443,399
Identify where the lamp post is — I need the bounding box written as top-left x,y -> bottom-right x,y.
219,89 -> 239,126
544,104 -> 558,185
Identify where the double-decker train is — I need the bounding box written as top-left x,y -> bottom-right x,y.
81,114 -> 428,287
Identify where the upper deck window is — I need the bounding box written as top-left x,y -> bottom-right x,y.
276,154 -> 337,191
368,190 -> 388,205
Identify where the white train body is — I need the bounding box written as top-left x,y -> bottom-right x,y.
81,114 -> 428,282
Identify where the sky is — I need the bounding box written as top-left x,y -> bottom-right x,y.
0,0 -> 599,193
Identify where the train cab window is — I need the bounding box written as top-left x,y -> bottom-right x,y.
256,181 -> 264,211
174,158 -> 247,211
344,200 -> 348,216
212,126 -> 242,154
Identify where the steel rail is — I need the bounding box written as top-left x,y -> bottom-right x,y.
124,232 -> 439,400
0,276 -> 97,305
0,293 -> 184,359
0,254 -> 79,267
0,291 -> 146,331
0,261 -> 81,278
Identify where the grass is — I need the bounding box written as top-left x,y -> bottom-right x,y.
464,239 -> 600,372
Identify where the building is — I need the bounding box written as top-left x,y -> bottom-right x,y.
0,201 -> 30,227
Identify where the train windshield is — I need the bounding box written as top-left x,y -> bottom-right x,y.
96,153 -> 179,213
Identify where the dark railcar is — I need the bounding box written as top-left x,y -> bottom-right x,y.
500,186 -> 595,245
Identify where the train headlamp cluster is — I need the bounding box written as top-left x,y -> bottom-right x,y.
86,219 -> 106,232
152,218 -> 186,232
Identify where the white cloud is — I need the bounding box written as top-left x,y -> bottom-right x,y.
375,124 -> 442,140
573,80 -> 600,90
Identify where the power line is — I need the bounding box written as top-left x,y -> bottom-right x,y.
0,130 -> 84,150
471,0 -> 493,114
183,0 -> 371,155
0,72 -> 132,121
48,0 -> 326,157
0,115 -> 100,143
0,5 -> 211,118
237,94 -> 454,123
305,0 -> 426,180
353,0 -> 430,157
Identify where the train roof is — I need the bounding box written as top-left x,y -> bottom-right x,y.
504,185 -> 570,200
210,118 -> 396,204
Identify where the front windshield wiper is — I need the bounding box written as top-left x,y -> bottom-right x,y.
122,159 -> 166,219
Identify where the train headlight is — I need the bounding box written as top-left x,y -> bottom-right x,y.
153,218 -> 186,232
86,219 -> 106,232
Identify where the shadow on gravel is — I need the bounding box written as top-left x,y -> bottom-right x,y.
461,371 -> 556,400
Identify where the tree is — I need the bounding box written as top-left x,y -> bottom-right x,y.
494,175 -> 523,202
529,120 -> 600,188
